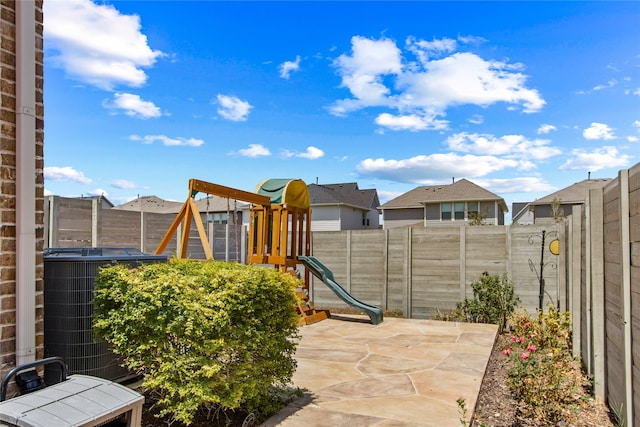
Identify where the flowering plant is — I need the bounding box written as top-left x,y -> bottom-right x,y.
503,306 -> 590,424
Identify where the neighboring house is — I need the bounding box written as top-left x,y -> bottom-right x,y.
528,178 -> 612,224
379,178 -> 508,229
114,194 -> 244,225
511,202 -> 534,225
77,194 -> 114,209
112,195 -> 182,213
307,183 -> 381,231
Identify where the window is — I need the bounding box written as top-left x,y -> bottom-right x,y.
209,212 -> 228,224
441,202 -> 481,221
468,202 -> 478,217
362,212 -> 370,226
441,203 -> 452,220
454,202 -> 465,220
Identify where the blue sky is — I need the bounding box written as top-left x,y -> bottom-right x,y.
43,1 -> 639,220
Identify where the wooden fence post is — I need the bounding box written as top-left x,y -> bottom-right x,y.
383,228 -> 389,310
459,226 -> 466,301
91,198 -> 98,247
140,211 -> 144,252
570,205 -> 582,358
618,169 -> 632,426
589,187 -> 605,401
404,227 -> 412,318
584,199 -> 592,375
346,230 -> 352,293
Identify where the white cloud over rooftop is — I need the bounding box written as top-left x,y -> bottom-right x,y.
44,166 -> 92,184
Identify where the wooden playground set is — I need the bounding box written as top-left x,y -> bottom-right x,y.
154,178 -> 331,325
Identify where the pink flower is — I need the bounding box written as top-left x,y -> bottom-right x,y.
511,336 -> 518,342
525,322 -> 531,328
502,347 -> 512,355
521,352 -> 529,360
527,345 -> 537,352
519,337 -> 525,343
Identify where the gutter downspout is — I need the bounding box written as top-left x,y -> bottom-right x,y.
15,0 -> 37,365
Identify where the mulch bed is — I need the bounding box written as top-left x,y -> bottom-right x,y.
472,333 -> 616,427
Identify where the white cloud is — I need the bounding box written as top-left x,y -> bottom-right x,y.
375,113 -> 448,131
282,146 -> 325,160
406,36 -> 457,63
537,124 -> 557,134
279,55 -> 301,79
87,188 -> 109,197
473,177 -> 556,194
129,134 -> 204,147
329,36 -> 403,116
446,132 -> 562,160
44,166 -> 92,184
216,94 -> 253,121
329,36 -> 545,131
111,179 -> 137,189
592,79 -> 617,91
583,122 -> 616,140
44,0 -> 163,90
468,114 -> 484,125
105,93 -> 161,118
238,144 -> 271,158
627,136 -> 638,142
399,52 -> 544,112
356,153 -> 521,184
377,189 -> 404,204
560,146 -> 631,171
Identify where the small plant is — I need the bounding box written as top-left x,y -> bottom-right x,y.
456,397 -> 469,426
608,400 -> 625,427
457,272 -> 520,332
503,306 -> 590,424
468,207 -> 490,226
432,306 -> 465,322
550,197 -> 565,223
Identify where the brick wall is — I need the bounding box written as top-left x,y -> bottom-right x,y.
0,0 -> 45,379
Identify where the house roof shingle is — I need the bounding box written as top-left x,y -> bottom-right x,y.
308,182 -> 379,211
380,178 -> 508,212
112,196 -> 183,213
113,195 -> 246,214
530,178 -> 612,205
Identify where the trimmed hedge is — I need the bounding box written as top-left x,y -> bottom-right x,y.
93,260 -> 301,425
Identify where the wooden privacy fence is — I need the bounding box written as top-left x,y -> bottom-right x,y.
44,196 -> 562,316
44,196 -> 246,262
563,163 -> 639,426
307,224 -> 561,316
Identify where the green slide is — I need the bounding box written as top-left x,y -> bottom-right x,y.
298,256 -> 383,325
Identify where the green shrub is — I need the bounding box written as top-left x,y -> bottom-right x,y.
93,260 -> 301,425
504,306 -> 590,424
456,272 -> 519,332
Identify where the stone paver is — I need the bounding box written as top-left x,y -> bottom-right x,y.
261,316 -> 498,426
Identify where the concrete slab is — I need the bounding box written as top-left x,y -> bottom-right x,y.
261,315 -> 498,427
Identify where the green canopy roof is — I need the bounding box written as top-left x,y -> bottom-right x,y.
254,179 -> 310,209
